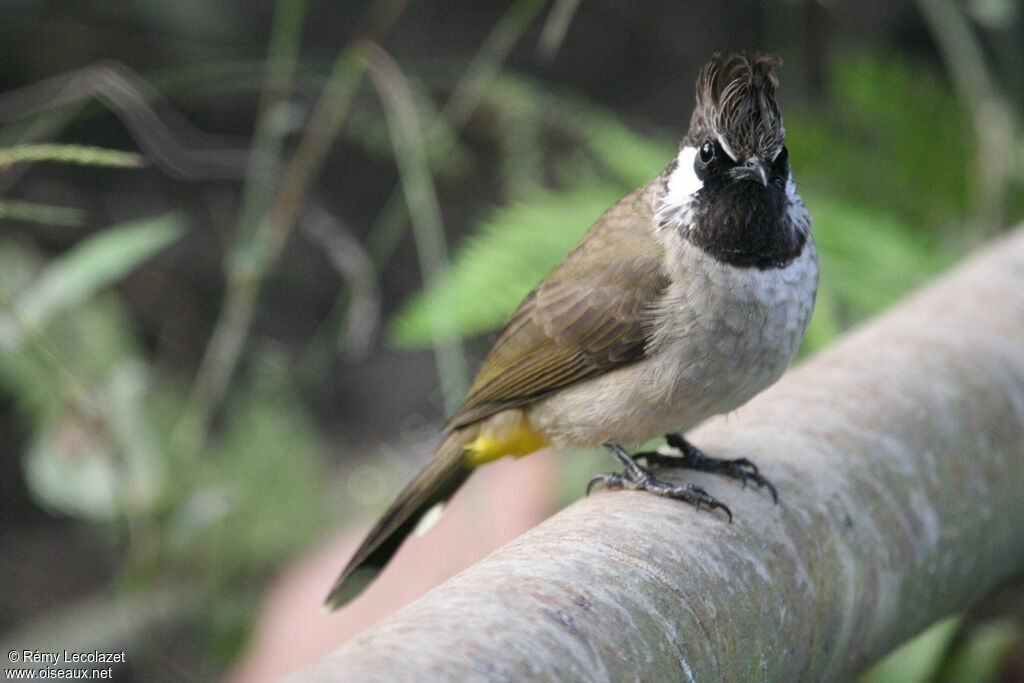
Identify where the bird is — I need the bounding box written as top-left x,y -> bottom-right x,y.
325,51 -> 818,610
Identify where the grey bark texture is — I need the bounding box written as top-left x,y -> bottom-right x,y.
297,226 -> 1024,681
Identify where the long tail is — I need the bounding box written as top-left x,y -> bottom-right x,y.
324,430 -> 474,610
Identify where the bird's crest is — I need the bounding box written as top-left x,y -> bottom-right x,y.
688,52 -> 785,161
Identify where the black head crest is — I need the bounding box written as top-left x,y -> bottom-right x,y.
687,52 -> 785,161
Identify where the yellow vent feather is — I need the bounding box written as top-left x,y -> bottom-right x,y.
463,418 -> 548,467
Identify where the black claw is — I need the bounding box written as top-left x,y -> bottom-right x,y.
695,493 -> 733,523
647,433 -> 779,504
731,457 -> 759,475
587,473 -> 623,495
588,443 -> 733,521
684,484 -> 733,522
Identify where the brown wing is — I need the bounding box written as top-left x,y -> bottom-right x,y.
446,186 -> 669,430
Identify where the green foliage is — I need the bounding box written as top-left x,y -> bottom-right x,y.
940,619 -> 1022,683
22,357 -> 163,522
785,49 -> 977,235
0,216 -> 185,520
0,288 -> 139,425
0,199 -> 86,226
859,616 -> 963,683
388,183 -> 629,345
799,191 -> 949,353
159,360 -> 328,586
571,106 -> 673,187
859,616 -> 1024,683
0,223 -> 330,650
0,7 -> 342,665
0,223 -> 329,571
14,213 -> 185,332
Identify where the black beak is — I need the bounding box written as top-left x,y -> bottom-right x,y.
731,156 -> 769,186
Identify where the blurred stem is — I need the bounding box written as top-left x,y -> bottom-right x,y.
497,104 -> 545,200
234,0 -> 308,238
365,0 -> 549,270
177,0 -> 309,452
537,0 -> 582,59
441,0 -> 548,130
0,143 -> 143,168
0,62 -> 251,182
0,79 -> 89,193
916,0 -> 1018,234
175,0 -> 408,453
363,42 -> 468,411
299,205 -> 381,363
0,199 -> 85,226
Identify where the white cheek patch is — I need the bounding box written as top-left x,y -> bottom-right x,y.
664,146 -> 702,208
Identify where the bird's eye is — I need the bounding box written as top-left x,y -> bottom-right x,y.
698,141 -> 715,165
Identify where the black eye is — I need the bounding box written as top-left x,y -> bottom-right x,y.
698,141 -> 715,165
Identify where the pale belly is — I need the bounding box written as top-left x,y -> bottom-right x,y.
528,237 -> 818,447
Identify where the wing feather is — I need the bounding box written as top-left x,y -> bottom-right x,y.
446,186 -> 669,430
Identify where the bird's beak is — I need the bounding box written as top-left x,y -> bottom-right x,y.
731,155 -> 769,186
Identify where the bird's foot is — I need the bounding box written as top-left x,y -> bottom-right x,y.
633,433 -> 778,503
588,443 -> 732,521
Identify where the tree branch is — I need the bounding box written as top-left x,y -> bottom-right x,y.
296,226 -> 1024,681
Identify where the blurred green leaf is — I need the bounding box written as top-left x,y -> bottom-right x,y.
160,363 -> 328,588
14,213 -> 185,333
22,360 -> 163,521
24,407 -> 123,521
0,226 -> 173,521
786,49 -> 986,235
940,619 -> 1022,683
574,110 -> 672,188
388,183 -> 626,346
106,360 -> 165,513
0,295 -> 141,424
799,190 -> 950,354
859,616 -> 962,683
0,200 -> 86,227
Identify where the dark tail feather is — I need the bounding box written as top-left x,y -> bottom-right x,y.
324,431 -> 473,610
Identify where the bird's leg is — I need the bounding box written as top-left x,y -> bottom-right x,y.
633,433 -> 778,503
588,443 -> 732,521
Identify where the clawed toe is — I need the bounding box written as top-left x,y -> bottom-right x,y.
729,457 -> 759,475
644,434 -> 779,504
735,469 -> 778,503
591,444 -> 734,521
587,472 -> 623,495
